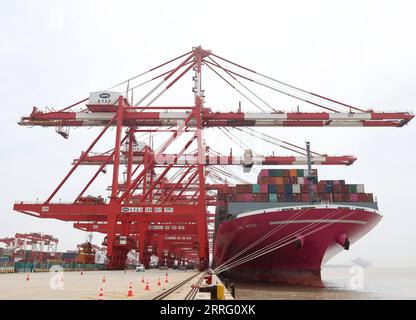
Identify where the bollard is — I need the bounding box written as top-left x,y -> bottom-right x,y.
216,284 -> 225,300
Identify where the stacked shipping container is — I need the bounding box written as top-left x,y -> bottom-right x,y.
217,169 -> 375,218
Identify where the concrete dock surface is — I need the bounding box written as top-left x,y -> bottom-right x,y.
0,269 -> 199,300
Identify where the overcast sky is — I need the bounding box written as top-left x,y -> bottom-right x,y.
0,0 -> 415,267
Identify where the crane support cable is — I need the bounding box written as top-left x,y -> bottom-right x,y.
219,165 -> 252,184
127,61 -> 195,100
204,59 -> 340,113
202,61 -> 266,112
107,50 -> 193,91
211,53 -> 367,113
234,127 -> 309,156
207,56 -> 278,112
134,52 -> 195,106
145,61 -> 196,107
222,127 -> 254,152
209,165 -> 250,184
238,127 -> 323,157
217,127 -> 247,151
58,51 -> 193,112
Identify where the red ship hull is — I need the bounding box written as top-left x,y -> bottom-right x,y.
213,205 -> 382,286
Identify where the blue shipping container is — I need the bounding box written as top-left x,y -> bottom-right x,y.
284,184 -> 292,193
268,185 -> 277,193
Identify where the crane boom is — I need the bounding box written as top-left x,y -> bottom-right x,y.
19,108 -> 413,128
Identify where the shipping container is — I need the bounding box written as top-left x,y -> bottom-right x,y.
350,193 -> 359,202
252,184 -> 261,193
268,185 -> 277,193
259,169 -> 269,177
301,193 -> 310,202
356,184 -> 365,193
269,169 -> 277,177
284,184 -> 292,194
244,194 -> 254,201
293,194 -> 302,202
348,185 -> 357,193
289,169 -> 297,177
284,194 -> 294,201
269,193 -> 278,202
276,177 -> 284,185
296,169 -> 305,177
292,184 -> 301,193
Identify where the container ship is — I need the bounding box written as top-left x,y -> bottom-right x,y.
213,168 -> 381,286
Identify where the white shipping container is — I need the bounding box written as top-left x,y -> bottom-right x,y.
89,91 -> 121,105
356,184 -> 365,193
292,184 -> 301,193
297,177 -> 305,184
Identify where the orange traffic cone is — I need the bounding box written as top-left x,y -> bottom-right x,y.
141,276 -> 144,283
98,288 -> 104,300
157,277 -> 161,286
102,275 -> 106,283
127,282 -> 134,297
145,279 -> 150,290
25,274 -> 30,281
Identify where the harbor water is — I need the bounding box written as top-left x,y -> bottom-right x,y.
233,267 -> 416,300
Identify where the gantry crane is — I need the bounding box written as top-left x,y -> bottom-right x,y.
13,46 -> 413,270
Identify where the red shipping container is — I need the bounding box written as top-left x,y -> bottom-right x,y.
320,193 -> 331,201
333,185 -> 342,193
341,185 -> 349,193
253,194 -> 268,202
260,184 -> 268,193
350,193 -> 359,202
293,194 -> 302,202
301,193 -> 310,202
289,177 -> 298,184
259,169 -> 269,177
244,193 -> 254,201
283,177 -> 290,184
358,194 -> 366,202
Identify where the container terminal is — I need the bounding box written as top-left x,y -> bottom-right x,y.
2,46 -> 413,299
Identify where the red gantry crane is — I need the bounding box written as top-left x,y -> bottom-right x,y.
13,47 -> 413,270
